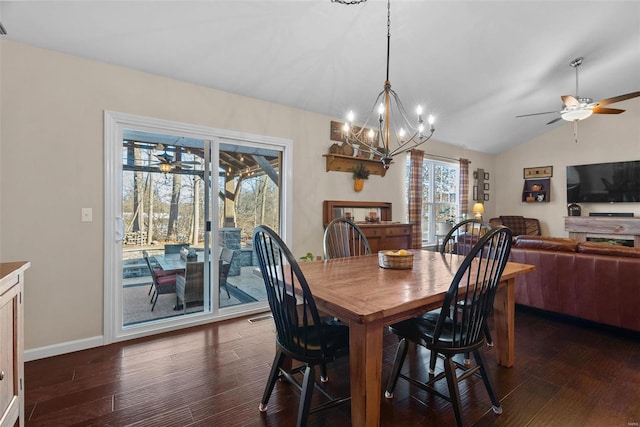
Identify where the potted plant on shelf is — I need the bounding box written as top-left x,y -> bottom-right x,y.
352,163 -> 370,192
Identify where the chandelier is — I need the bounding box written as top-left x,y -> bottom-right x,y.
336,0 -> 435,169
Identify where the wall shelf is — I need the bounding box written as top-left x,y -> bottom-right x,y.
522,178 -> 550,203
323,154 -> 387,177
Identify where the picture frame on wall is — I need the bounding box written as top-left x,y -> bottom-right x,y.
523,166 -> 553,179
484,172 -> 489,180
483,193 -> 489,201
484,183 -> 490,190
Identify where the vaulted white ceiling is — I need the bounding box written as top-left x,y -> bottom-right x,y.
2,1 -> 639,153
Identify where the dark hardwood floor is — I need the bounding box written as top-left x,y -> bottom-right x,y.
25,307 -> 640,426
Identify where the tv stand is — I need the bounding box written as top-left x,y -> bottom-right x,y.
564,216 -> 640,247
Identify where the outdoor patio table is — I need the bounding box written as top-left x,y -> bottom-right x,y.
154,252 -> 205,271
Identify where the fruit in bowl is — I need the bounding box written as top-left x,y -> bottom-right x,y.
386,249 -> 410,256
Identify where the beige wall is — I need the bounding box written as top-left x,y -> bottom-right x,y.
0,40 -> 493,353
6,39 -> 635,355
495,97 -> 640,236
2,39 -> 639,356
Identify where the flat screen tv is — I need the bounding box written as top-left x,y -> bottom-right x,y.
566,160 -> 640,203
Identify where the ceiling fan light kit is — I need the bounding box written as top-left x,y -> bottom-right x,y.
561,108 -> 593,122
517,56 -> 640,128
158,162 -> 173,173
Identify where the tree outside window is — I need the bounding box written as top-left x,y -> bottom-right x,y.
407,158 -> 459,246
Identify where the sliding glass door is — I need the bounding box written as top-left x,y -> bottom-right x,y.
121,130 -> 211,326
215,141 -> 280,309
104,111 -> 291,344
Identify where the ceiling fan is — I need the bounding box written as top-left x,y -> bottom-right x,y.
152,143 -> 200,172
517,57 -> 640,125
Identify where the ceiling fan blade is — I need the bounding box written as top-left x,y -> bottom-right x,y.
561,95 -> 580,108
592,91 -> 640,107
154,153 -> 173,162
516,111 -> 558,118
173,162 -> 193,169
591,107 -> 625,114
546,117 -> 563,125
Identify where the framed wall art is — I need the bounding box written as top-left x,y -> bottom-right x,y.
524,166 -> 553,179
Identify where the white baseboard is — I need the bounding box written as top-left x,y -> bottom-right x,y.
25,336 -> 105,362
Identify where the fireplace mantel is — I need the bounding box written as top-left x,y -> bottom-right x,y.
564,216 -> 640,247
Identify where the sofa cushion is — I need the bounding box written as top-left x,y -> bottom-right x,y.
514,236 -> 578,252
499,216 -> 528,236
577,241 -> 640,258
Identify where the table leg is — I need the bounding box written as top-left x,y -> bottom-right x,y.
493,278 -> 516,367
348,319 -> 384,427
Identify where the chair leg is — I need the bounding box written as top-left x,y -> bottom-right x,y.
443,356 -> 464,427
259,349 -> 286,413
463,352 -> 471,366
151,292 -> 159,311
297,365 -> 316,427
224,282 -> 230,299
320,363 -> 328,383
473,349 -> 502,414
220,279 -> 231,299
484,323 -> 494,347
385,338 -> 408,398
429,348 -> 438,374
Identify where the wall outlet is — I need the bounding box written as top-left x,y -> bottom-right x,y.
81,207 -> 93,222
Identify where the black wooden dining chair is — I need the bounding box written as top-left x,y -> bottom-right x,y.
323,217 -> 371,260
439,218 -> 490,255
385,226 -> 512,427
253,225 -> 350,427
439,218 -> 494,356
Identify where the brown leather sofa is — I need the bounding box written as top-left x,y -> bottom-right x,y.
509,235 -> 640,333
489,216 -> 541,236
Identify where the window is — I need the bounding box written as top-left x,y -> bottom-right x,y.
407,157 -> 460,246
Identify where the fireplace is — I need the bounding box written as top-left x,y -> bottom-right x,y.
586,237 -> 634,247
565,216 -> 640,247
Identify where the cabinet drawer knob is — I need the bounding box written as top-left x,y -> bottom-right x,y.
0,371 -> 4,380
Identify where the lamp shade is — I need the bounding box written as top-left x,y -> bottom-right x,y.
472,202 -> 485,220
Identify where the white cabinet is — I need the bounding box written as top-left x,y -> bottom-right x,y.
0,262 -> 29,427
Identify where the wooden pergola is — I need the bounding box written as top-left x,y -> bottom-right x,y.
122,136 -> 280,229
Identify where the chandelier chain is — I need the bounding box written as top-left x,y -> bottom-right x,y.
331,0 -> 367,4
386,0 -> 391,82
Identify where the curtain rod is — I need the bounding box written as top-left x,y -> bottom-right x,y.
425,153 -> 470,163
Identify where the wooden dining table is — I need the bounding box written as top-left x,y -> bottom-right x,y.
298,250 -> 535,427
